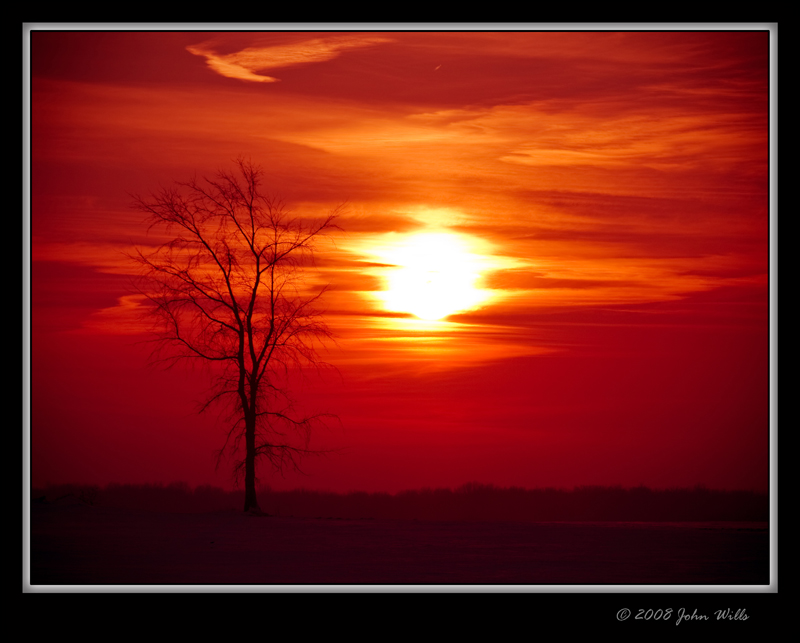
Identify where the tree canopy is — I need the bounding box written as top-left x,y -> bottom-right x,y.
131,159 -> 341,512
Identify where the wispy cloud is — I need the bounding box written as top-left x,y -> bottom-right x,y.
187,35 -> 394,83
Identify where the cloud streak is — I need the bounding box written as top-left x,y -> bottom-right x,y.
186,35 -> 394,82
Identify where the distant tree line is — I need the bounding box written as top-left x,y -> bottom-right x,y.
32,481 -> 768,522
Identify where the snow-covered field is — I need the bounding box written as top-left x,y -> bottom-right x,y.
28,502 -> 769,587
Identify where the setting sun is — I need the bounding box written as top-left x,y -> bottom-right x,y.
372,232 -> 494,320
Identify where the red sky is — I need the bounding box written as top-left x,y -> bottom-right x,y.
27,27 -> 773,493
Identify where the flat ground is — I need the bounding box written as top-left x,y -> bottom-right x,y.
28,502 -> 769,587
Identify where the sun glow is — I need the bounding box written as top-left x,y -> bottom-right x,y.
371,232 -> 498,321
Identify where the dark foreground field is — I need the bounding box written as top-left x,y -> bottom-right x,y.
29,502 -> 769,586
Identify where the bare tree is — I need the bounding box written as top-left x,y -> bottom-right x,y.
131,159 -> 341,513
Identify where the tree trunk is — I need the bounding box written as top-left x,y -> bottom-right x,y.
243,414 -> 259,512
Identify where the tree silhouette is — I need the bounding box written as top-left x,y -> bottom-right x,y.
131,159 -> 341,513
